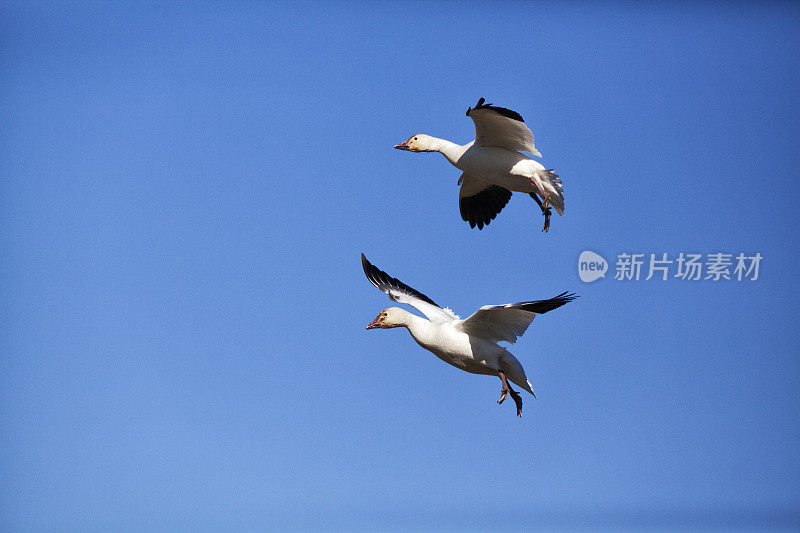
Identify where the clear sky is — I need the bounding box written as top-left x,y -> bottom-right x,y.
2,1 -> 799,531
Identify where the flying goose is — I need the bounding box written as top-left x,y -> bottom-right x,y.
362,253 -> 576,416
395,97 -> 564,232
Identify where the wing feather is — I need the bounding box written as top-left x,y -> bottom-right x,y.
456,292 -> 577,343
466,97 -> 541,157
458,174 -> 512,230
361,254 -> 456,322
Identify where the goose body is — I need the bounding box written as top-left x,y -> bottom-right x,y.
397,311 -> 508,377
395,98 -> 565,231
362,254 -> 577,416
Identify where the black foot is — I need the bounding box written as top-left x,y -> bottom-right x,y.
529,193 -> 553,232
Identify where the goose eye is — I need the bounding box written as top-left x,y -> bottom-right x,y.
414,137 -> 417,140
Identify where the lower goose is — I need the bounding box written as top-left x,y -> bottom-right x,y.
362,254 -> 577,416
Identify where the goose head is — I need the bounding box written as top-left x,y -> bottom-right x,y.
394,134 -> 438,152
365,307 -> 406,329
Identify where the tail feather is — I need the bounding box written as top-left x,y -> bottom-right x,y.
540,169 -> 565,215
525,379 -> 536,398
500,351 -> 537,398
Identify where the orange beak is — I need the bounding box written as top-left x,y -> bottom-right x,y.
394,139 -> 411,150
366,314 -> 382,329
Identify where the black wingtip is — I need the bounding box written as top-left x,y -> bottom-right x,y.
360,253 -> 440,308
466,97 -> 486,116
551,291 -> 579,305
361,253 -> 380,285
518,292 -> 578,314
458,185 -> 512,231
361,253 -> 379,283
468,97 -> 525,123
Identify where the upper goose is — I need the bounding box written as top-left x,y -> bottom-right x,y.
362,253 -> 577,416
395,97 -> 564,232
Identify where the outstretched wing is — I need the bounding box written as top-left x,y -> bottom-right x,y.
466,97 -> 541,157
458,173 -> 512,230
361,254 -> 457,323
456,292 -> 577,343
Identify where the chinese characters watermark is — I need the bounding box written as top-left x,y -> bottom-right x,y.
579,251 -> 762,283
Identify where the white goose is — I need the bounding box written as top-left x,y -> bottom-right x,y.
395,97 -> 564,232
362,254 -> 576,416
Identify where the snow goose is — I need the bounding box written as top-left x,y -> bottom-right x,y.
395,98 -> 564,232
362,253 -> 577,416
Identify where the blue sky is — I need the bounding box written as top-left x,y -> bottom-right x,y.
2,1 -> 799,530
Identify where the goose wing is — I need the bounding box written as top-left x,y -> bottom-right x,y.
458,173 -> 512,230
466,97 -> 541,157
456,292 -> 577,343
362,254 -> 457,323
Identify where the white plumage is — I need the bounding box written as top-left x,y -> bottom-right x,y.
362,254 -> 576,416
395,98 -> 565,232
